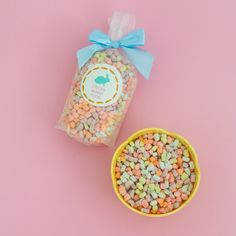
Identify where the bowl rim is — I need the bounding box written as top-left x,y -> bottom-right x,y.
111,128 -> 201,217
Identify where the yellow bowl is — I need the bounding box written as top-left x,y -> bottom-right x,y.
111,128 -> 200,217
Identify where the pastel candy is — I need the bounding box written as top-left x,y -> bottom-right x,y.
115,131 -> 197,215
58,48 -> 138,146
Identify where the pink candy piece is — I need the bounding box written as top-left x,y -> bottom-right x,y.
105,58 -> 112,64
145,143 -> 152,150
119,185 -> 126,196
174,191 -> 181,197
141,199 -> 149,208
181,193 -> 188,200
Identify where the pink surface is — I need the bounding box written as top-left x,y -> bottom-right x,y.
1,0 -> 236,235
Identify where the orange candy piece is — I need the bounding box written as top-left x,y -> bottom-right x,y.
69,121 -> 76,129
115,172 -> 120,179
156,169 -> 162,176
157,198 -> 164,205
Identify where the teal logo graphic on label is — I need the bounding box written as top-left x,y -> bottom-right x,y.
95,74 -> 110,85
81,64 -> 123,107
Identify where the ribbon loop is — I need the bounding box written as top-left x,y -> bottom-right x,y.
77,29 -> 154,79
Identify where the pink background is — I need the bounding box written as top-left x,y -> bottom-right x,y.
1,0 -> 236,235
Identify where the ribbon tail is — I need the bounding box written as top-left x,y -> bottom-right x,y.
77,44 -> 105,68
122,47 -> 154,80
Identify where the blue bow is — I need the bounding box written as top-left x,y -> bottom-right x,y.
77,29 -> 154,80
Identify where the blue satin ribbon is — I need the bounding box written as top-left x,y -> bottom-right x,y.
77,29 -> 154,80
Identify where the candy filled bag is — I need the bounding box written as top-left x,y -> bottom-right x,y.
57,12 -> 153,147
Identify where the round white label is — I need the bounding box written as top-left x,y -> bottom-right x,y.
81,63 -> 123,107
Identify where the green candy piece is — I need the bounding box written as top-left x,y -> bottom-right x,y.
144,161 -> 150,166
165,180 -> 169,188
136,182 -> 143,190
134,140 -> 140,148
172,139 -> 181,148
121,165 -> 126,172
148,183 -> 155,191
139,192 -> 146,198
165,161 -> 172,171
141,208 -> 149,213
128,146 -> 134,153
152,205 -> 158,211
120,66 -> 127,72
130,176 -> 137,182
170,158 -> 177,164
155,185 -> 161,193
161,134 -> 167,144
161,152 -> 167,162
164,189 -> 171,195
152,175 -> 161,182
150,200 -> 157,206
181,185 -> 189,193
158,192 -> 166,199
160,162 -> 165,170
185,168 -> 191,176
151,146 -> 158,151
183,150 -> 190,157
129,141 -> 135,147
150,191 -> 158,199
183,156 -> 190,162
152,152 -> 158,157
129,162 -> 135,169
135,189 -> 141,195
139,141 -> 144,147
139,177 -> 146,185
141,170 -> 148,176
154,133 -> 160,141
189,161 -> 195,170
170,140 -> 178,148
140,163 -> 145,170
121,176 -> 127,183
181,173 -> 189,181
123,172 -> 129,179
